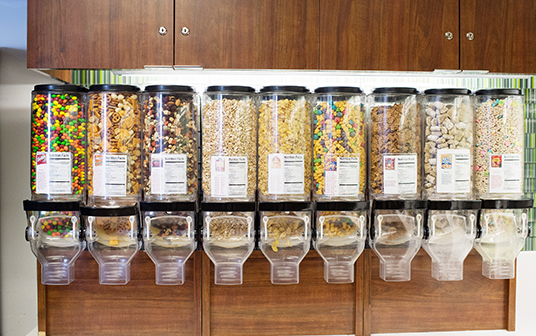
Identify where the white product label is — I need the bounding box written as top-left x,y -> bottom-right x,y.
436,149 -> 471,193
383,154 -> 417,194
151,154 -> 187,194
324,156 -> 360,196
35,152 -> 72,194
210,156 -> 248,197
489,154 -> 522,193
268,154 -> 304,194
92,154 -> 128,196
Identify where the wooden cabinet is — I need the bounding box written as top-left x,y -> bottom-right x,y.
27,0 -> 174,69
174,0 -> 319,69
320,0 -> 460,71
27,0 -> 536,73
461,0 -> 536,73
38,250 -> 515,336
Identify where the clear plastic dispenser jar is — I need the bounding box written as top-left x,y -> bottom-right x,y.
31,84 -> 87,202
422,89 -> 474,200
370,200 -> 426,282
422,200 -> 481,281
142,85 -> 198,202
258,86 -> 312,202
201,86 -> 257,202
474,89 -> 524,199
313,87 -> 366,201
259,202 -> 313,284
141,202 -> 196,285
87,85 -> 141,207
202,202 -> 256,285
24,200 -> 84,285
474,199 -> 533,279
368,88 -> 421,200
314,201 -> 369,283
82,206 -> 140,285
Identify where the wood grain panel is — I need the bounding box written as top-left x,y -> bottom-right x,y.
367,249 -> 510,334
320,0 -> 459,71
40,251 -> 201,336
206,250 -> 360,336
461,0 -> 536,73
27,0 -> 174,69
175,0 -> 320,69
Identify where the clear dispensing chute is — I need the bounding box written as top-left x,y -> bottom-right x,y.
260,202 -> 313,284
370,200 -> 426,282
202,202 -> 256,285
314,202 -> 369,283
141,202 -> 197,285
24,200 -> 85,285
474,199 -> 532,279
422,201 -> 481,281
82,206 -> 140,285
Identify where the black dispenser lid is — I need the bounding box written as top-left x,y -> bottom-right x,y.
80,206 -> 138,217
23,200 -> 80,212
259,202 -> 313,212
200,202 -> 256,212
373,200 -> 428,210
428,200 -> 482,211
316,201 -> 370,211
140,202 -> 196,212
481,199 -> 533,209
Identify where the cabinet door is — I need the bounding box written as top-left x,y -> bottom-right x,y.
175,0 -> 319,69
461,0 -> 536,73
320,0 -> 459,71
27,0 -> 174,69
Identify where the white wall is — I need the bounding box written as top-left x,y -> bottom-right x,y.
0,48 -> 60,336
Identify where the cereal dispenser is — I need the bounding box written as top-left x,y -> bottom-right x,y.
141,202 -> 196,285
31,84 -> 87,202
202,202 -> 256,285
24,200 -> 84,285
422,89 -> 474,200
369,200 -> 426,282
201,86 -> 256,202
258,86 -> 312,202
474,199 -> 532,279
474,89 -> 524,199
87,85 -> 142,207
260,202 -> 313,284
368,88 -> 421,200
82,206 -> 140,285
313,87 -> 366,202
142,85 -> 198,202
314,201 -> 368,283
422,200 -> 480,281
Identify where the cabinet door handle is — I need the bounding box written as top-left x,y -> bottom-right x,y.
181,27 -> 190,36
159,26 -> 168,35
466,32 -> 474,41
444,31 -> 453,40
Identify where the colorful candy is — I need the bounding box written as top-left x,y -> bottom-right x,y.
31,88 -> 86,200
40,214 -> 75,238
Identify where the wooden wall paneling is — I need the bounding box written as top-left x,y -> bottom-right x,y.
202,252 -> 211,336
461,0 -> 536,73
27,0 -> 174,69
39,251 -> 202,336
40,70 -> 73,84
362,250 -> 372,336
37,263 -> 47,336
320,0 -> 459,71
355,255 -> 364,336
507,264 -> 516,331
205,250 -> 359,336
367,249 -> 510,334
174,0 -> 320,69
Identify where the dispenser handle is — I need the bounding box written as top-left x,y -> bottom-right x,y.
430,215 -> 436,237
416,214 -> 422,238
468,214 -> 476,237
359,216 -> 366,240
144,216 -> 151,240
376,215 -> 383,238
